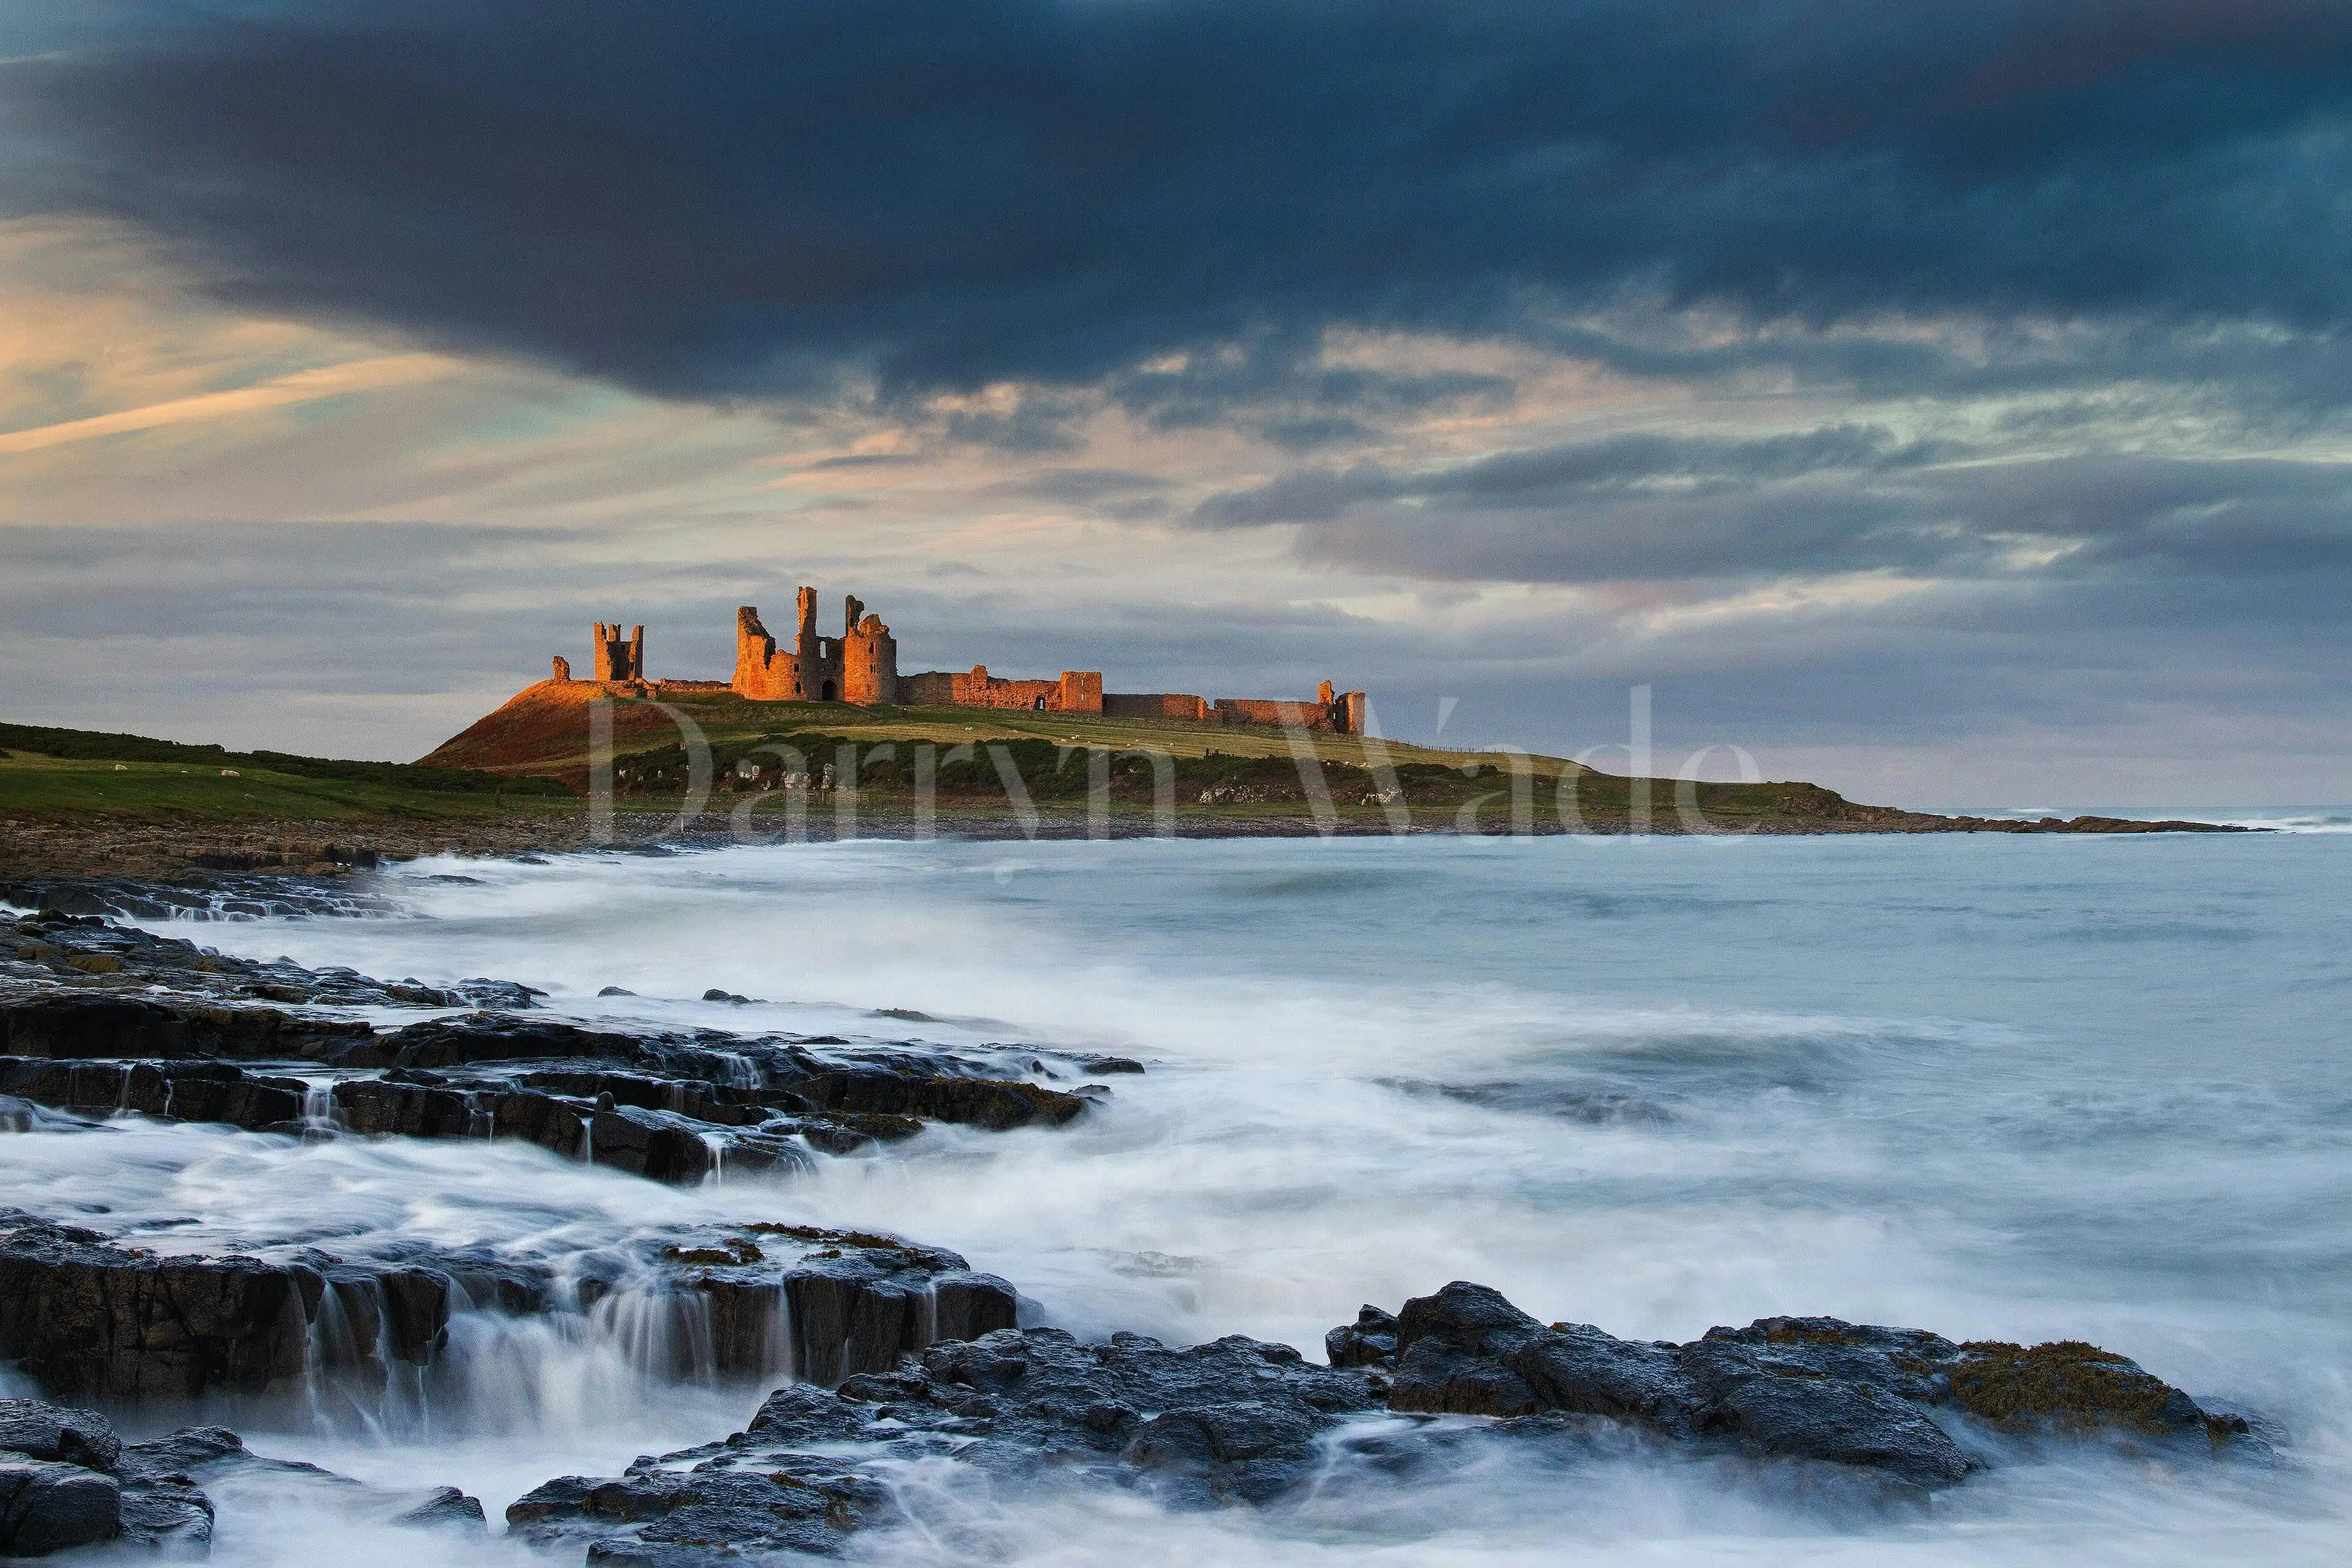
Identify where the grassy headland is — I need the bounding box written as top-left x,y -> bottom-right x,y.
0,687 -> 2240,883
417,679 -> 1876,832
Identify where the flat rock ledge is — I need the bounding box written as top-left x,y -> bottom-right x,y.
0,910 -> 1110,1182
510,1280 -> 2259,1561
0,1212 -> 1014,1402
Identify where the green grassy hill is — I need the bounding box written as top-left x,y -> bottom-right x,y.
0,700 -> 1906,836
0,721 -> 570,823
414,681 -> 1886,831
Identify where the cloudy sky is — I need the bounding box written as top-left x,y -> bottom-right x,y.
3,1 -> 2349,806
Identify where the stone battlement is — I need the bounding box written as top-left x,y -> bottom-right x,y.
549,587 -> 1364,733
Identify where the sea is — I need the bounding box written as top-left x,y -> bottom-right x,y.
5,818 -> 2349,1564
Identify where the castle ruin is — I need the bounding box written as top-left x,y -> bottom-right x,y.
592,623 -> 644,683
734,591 -> 899,704
551,587 -> 1365,734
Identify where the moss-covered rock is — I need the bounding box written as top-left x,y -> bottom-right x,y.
1950,1341 -> 2249,1445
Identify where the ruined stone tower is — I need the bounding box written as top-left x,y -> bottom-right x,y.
591,623 -> 644,683
732,585 -> 896,704
842,594 -> 898,704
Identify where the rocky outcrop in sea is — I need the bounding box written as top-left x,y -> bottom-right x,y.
504,1279 -> 2257,1561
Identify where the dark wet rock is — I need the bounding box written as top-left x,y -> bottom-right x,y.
596,986 -> 636,997
750,1326 -> 1375,1481
0,1211 -> 488,1399
0,1401 -> 221,1555
1,918 -> 1103,1161
1388,1282 -> 1693,1431
333,1068 -> 822,1182
0,1399 -> 123,1471
1696,1316 -> 1966,1405
0,1056 -> 308,1132
1072,1054 -> 1145,1075
523,1326 -> 1381,1554
0,1208 -> 1007,1402
1703,1367 -> 1968,1487
508,1459 -> 887,1561
1386,1284 -> 1956,1482
583,1102 -> 809,1184
1324,1304 -> 1399,1370
0,1213 -> 315,1399
112,1472 -> 214,1551
1353,1284 -> 2248,1492
1122,1401 -> 1330,1505
787,1256 -> 1012,1385
784,1062 -> 1089,1131
3,875 -> 378,923
452,978 -> 545,1010
393,1485 -> 489,1529
111,1426 -> 254,1486
329,1014 -> 650,1071
0,993 -> 372,1063
0,1456 -> 120,1557
0,909 -> 433,1012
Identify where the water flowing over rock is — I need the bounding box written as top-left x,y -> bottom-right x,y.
0,1211 -> 1012,1407
509,1327 -> 1381,1556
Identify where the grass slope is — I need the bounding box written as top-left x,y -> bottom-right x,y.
0,721 -> 570,823
1,691 -> 1887,834
417,681 -> 1870,830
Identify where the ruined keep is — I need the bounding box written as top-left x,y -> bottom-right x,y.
734,591 -> 898,704
551,586 -> 1363,732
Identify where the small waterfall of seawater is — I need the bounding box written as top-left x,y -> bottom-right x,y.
299,1082 -> 342,1141
288,1269 -> 801,1439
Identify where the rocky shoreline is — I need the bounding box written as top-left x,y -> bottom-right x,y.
0,800 -> 2251,882
0,887 -> 2279,1561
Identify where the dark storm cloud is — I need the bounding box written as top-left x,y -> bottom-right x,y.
9,0 -> 2352,410
1198,430 -> 2352,583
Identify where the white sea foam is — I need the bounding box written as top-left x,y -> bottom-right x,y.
12,831 -> 2344,1561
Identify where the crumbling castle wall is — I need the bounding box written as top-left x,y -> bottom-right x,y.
1210,682 -> 1365,734
1215,698 -> 1327,729
896,664 -> 1103,713
1103,693 -> 1210,721
733,607 -> 800,700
